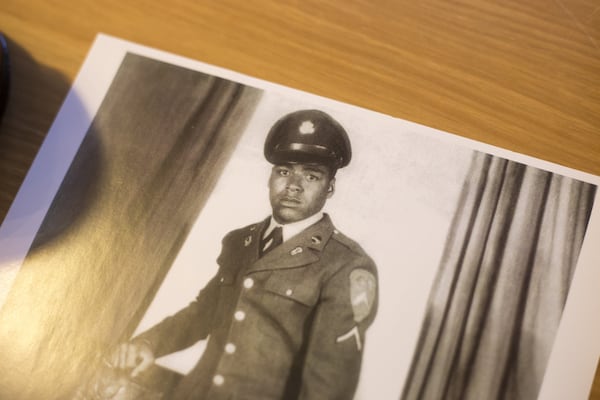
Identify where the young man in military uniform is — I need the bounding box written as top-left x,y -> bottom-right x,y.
112,109 -> 378,400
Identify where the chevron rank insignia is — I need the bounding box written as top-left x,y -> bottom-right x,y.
349,269 -> 376,323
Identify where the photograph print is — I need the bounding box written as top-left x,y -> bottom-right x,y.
0,37 -> 597,400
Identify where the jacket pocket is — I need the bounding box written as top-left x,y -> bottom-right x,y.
262,272 -> 320,307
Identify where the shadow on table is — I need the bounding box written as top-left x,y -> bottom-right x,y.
0,34 -> 75,220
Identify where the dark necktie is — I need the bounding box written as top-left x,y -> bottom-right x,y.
261,226 -> 283,256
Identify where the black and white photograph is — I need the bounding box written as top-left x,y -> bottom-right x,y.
0,35 -> 598,400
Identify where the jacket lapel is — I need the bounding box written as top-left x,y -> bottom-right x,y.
247,215 -> 335,273
220,217 -> 269,271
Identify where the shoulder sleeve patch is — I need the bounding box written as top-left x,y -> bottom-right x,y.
349,269 -> 376,323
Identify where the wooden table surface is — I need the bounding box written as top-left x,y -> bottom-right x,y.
0,0 -> 598,398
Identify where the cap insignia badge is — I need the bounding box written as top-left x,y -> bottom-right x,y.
299,120 -> 315,134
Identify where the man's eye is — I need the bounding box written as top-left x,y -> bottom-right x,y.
279,169 -> 290,176
306,174 -> 319,181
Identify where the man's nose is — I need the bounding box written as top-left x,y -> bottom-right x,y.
286,174 -> 303,192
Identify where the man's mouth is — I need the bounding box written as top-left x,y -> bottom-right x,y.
279,196 -> 302,206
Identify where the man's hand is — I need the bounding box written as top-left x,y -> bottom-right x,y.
109,340 -> 155,378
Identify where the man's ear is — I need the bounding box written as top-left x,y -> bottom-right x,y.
327,178 -> 336,198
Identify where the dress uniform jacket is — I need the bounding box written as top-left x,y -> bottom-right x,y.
137,214 -> 378,400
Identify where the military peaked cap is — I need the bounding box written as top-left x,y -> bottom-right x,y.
264,109 -> 352,169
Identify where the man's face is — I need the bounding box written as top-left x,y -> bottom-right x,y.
268,163 -> 335,224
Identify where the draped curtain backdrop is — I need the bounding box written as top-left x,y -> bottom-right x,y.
0,54 -> 261,400
402,152 -> 596,400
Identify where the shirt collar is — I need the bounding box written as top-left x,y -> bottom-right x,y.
264,212 -> 324,243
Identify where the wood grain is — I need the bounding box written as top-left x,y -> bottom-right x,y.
0,0 -> 599,398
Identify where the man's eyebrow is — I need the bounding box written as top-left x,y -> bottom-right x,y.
273,163 -> 328,174
302,166 -> 328,174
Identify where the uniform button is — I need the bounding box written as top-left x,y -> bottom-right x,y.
225,343 -> 236,354
234,310 -> 246,321
243,278 -> 254,289
285,289 -> 293,296
213,374 -> 225,386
